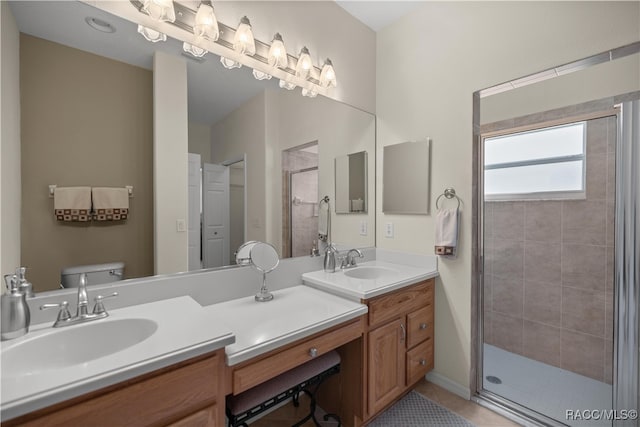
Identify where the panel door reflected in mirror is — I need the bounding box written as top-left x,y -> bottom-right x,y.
335,151 -> 368,214
382,140 -> 431,214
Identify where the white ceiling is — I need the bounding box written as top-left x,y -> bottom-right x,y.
335,1 -> 422,32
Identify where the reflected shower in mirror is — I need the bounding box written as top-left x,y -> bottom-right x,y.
335,151 -> 368,214
11,0 -> 375,292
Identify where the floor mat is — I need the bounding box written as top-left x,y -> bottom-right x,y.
368,391 -> 476,427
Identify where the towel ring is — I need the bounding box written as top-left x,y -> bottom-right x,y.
436,188 -> 461,209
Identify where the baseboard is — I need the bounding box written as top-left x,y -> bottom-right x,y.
425,371 -> 471,400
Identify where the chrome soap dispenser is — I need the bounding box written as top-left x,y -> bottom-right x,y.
323,243 -> 338,273
1,273 -> 31,340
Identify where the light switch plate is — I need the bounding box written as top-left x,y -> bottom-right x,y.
385,222 -> 394,238
360,221 -> 368,236
176,219 -> 186,232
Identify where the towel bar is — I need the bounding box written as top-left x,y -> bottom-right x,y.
436,187 -> 461,209
48,185 -> 134,198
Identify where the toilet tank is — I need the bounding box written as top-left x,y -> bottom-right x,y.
60,262 -> 125,288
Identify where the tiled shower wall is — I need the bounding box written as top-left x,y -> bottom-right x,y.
484,115 -> 616,384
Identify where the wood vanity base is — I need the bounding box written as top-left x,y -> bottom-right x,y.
3,350 -> 226,427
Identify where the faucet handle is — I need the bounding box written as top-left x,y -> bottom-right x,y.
41,301 -> 72,323
92,292 -> 118,315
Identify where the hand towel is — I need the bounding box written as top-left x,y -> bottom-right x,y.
318,201 -> 329,241
54,186 -> 91,222
92,187 -> 129,221
435,208 -> 459,258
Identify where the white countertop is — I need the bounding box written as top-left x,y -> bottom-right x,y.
302,260 -> 439,300
0,296 -> 235,421
205,286 -> 368,366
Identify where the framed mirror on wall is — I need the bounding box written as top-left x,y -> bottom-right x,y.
335,151 -> 368,214
382,140 -> 431,214
11,0 -> 376,293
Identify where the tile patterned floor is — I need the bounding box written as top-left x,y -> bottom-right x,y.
250,379 -> 522,426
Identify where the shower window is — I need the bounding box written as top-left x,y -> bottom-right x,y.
484,121 -> 586,200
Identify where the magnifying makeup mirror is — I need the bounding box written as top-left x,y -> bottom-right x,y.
235,241 -> 280,302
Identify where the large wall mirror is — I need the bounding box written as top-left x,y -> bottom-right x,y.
12,0 -> 375,292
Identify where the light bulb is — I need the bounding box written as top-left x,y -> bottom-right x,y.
268,33 -> 288,69
141,0 -> 175,23
193,3 -> 219,41
233,16 -> 255,56
183,42 -> 207,58
137,25 -> 166,43
220,56 -> 242,69
295,47 -> 312,79
319,59 -> 337,88
279,80 -> 296,90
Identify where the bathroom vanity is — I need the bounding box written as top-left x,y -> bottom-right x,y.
1,253 -> 438,427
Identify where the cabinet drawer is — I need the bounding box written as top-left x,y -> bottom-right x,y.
406,338 -> 433,386
406,305 -> 433,349
232,318 -> 363,395
368,280 -> 433,328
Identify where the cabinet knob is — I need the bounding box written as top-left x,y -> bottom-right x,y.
420,322 -> 428,330
420,359 -> 427,366
309,347 -> 318,358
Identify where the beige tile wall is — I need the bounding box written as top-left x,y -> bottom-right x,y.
484,115 -> 616,384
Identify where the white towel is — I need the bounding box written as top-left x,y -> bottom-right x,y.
92,187 -> 129,221
54,186 -> 91,222
435,208 -> 459,258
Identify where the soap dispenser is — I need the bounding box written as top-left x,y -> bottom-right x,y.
323,243 -> 338,273
16,267 -> 35,298
1,274 -> 31,340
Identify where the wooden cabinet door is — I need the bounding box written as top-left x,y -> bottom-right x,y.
367,318 -> 405,414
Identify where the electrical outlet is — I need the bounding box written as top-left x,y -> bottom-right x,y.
176,219 -> 186,232
385,222 -> 394,238
360,221 -> 367,236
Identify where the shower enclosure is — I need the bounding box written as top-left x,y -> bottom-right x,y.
473,43 -> 639,427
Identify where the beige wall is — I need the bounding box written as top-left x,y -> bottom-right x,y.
1,2 -> 21,283
210,91 -> 267,243
376,1 -> 640,392
20,35 -> 153,291
153,51 -> 189,275
188,122 -> 212,165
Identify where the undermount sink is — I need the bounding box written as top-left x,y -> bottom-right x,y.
343,266 -> 399,280
1,318 -> 158,378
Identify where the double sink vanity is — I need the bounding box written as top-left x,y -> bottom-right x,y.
1,250 -> 438,426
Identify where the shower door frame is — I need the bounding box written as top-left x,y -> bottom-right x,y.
470,42 -> 640,426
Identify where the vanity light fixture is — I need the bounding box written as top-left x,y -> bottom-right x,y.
295,47 -> 313,79
233,16 -> 256,56
193,1 -> 219,41
220,56 -> 242,69
319,59 -> 337,88
183,42 -> 207,58
268,33 -> 288,69
137,25 -> 166,42
140,0 -> 175,23
279,80 -> 296,90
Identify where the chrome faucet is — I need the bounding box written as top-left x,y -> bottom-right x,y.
41,273 -> 118,328
341,249 -> 364,269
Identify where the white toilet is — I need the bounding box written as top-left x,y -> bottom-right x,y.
60,262 -> 125,288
